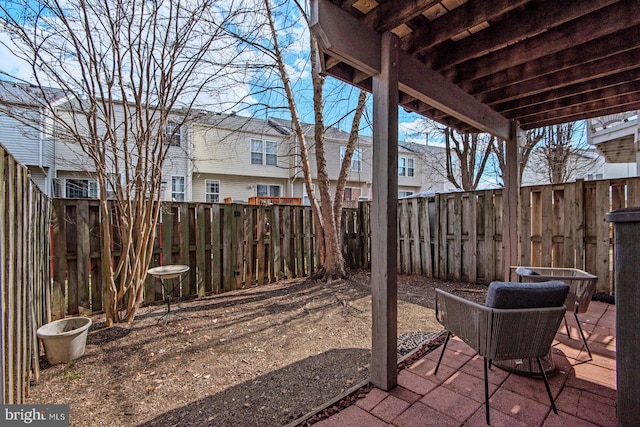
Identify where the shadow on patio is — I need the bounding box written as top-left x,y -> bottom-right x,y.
314,300 -> 616,427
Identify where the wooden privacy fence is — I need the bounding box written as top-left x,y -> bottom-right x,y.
50,176 -> 640,316
1,146 -> 51,404
389,177 -> 640,294
50,201 -> 318,317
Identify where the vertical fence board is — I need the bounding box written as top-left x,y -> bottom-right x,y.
583,182 -> 597,276
76,201 -> 90,313
488,190 -> 506,280
267,207 -> 275,282
179,204 -> 192,297
437,194 -> 446,279
419,198 -> 432,276
467,193 -> 478,283
196,204 -> 207,297
13,165 -> 22,403
562,183 -> 576,268
89,203 -> 104,310
51,201 -> 67,320
295,208 -> 303,277
595,181 -> 612,293
245,206 -> 255,286
304,207 -> 313,275
399,200 -> 410,273
211,205 -> 221,294
452,194 -> 462,281
574,180 -> 585,269
541,186 -> 553,266
271,206 -> 282,281
551,187 -> 564,267
233,205 -> 244,290
256,206 -> 266,286
410,199 -> 421,275
282,206 -> 293,278
520,188 -> 532,268
5,157 -> 16,403
222,205 -> 233,292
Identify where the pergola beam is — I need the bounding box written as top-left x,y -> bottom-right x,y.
310,0 -> 511,141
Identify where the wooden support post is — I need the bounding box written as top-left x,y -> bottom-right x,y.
371,32 -> 399,391
503,122 -> 521,281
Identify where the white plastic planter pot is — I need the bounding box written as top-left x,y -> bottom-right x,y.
36,317 -> 92,364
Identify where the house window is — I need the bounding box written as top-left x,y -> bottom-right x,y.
166,121 -> 181,147
205,180 -> 220,203
172,176 -> 185,201
343,187 -> 361,201
66,179 -> 98,198
398,191 -> 414,198
256,184 -> 281,197
251,139 -> 278,166
340,147 -> 362,171
399,158 -> 414,176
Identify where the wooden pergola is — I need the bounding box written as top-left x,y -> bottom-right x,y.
310,0 -> 640,423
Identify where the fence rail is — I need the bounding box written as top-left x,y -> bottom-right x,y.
1,146 -> 51,404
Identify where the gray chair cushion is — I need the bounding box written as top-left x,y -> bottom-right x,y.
485,281 -> 569,309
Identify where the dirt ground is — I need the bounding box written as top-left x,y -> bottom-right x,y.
27,271 -> 487,426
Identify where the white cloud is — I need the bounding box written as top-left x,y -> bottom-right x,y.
0,33 -> 34,83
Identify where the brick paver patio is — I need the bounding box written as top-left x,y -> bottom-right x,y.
317,300 -> 616,426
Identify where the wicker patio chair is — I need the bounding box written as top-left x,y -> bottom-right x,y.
513,266 -> 597,361
434,281 -> 569,425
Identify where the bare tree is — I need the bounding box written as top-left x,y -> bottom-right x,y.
509,122 -> 597,185
492,127 -> 545,186
1,0 -> 258,325
443,129 -> 494,191
262,0 -> 367,279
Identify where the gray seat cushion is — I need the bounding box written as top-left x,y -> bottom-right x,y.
485,281 -> 569,309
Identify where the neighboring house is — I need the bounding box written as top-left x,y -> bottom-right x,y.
191,113 -> 451,204
400,141 -> 455,195
587,111 -> 639,178
50,100 -> 191,200
0,81 -> 58,196
191,114 -> 293,203
0,84 -> 454,202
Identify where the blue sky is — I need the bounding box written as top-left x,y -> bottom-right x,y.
0,0 -> 437,145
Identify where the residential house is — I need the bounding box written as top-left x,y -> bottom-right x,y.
0,85 -> 453,202
0,80 -> 58,196
191,113 -> 451,204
